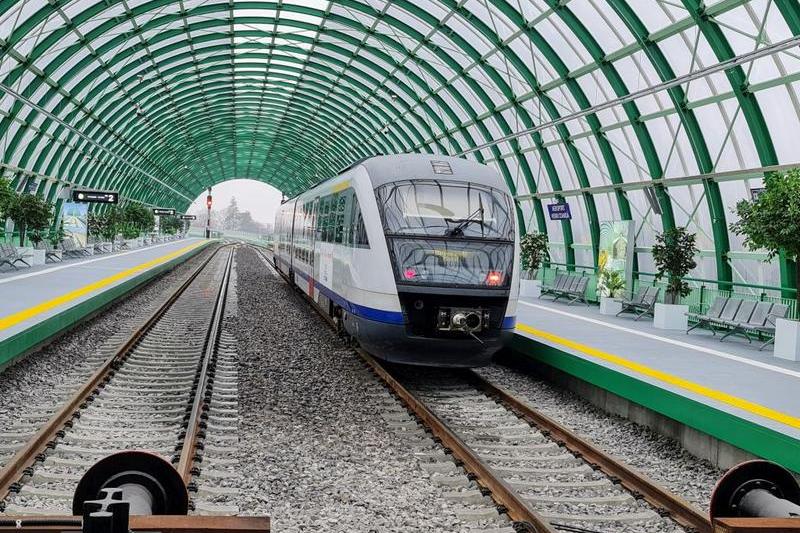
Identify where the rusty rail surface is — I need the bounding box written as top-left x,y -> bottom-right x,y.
468,371 -> 713,533
0,244 -> 227,505
177,247 -> 234,483
360,353 -> 555,533
0,515 -> 269,532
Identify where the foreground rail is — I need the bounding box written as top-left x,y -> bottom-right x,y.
0,244 -> 269,531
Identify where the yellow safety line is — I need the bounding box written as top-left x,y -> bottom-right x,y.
516,322 -> 800,430
0,241 -> 206,332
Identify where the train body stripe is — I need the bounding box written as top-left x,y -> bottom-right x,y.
276,253 -> 515,328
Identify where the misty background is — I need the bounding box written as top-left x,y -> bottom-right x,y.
185,179 -> 283,234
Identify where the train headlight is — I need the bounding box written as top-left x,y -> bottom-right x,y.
485,270 -> 504,286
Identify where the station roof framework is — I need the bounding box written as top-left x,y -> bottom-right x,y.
1,0 -> 799,291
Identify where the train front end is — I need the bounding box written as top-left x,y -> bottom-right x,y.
360,159 -> 519,367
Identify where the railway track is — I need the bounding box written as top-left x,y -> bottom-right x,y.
366,360 -> 712,533
0,244 -> 238,516
252,245 -> 714,533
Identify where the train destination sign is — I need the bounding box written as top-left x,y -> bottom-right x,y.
152,208 -> 176,216
72,190 -> 119,204
547,202 -> 572,220
179,214 -> 197,220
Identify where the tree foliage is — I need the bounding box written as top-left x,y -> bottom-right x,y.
7,193 -> 53,246
159,215 -> 183,235
652,227 -> 697,302
0,178 -> 15,222
123,203 -> 155,235
731,169 -> 800,291
520,232 -> 549,274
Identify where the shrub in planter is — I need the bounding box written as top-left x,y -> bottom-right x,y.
160,215 -> 183,235
597,268 -> 625,298
731,168 -> 800,292
123,203 -> 155,236
49,221 -> 66,247
520,231 -> 549,280
7,193 -> 53,247
652,227 -> 697,304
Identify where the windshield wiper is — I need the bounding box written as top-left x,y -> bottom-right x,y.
445,200 -> 484,237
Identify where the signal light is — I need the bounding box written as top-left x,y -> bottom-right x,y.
403,268 -> 417,280
206,195 -> 212,209
485,270 -> 504,286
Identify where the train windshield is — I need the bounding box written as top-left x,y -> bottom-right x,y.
376,180 -> 514,241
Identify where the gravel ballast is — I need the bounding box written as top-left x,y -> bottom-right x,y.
476,364 -> 722,511
234,246 -> 514,533
0,244 -> 216,465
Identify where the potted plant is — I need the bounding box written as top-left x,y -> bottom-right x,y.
519,231 -> 549,297
651,227 -> 697,329
0,178 -> 14,242
597,267 -> 626,315
7,193 -> 52,265
731,168 -> 800,358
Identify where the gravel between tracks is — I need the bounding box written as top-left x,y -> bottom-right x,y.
235,247 -> 514,533
476,364 -> 722,511
0,244 -> 216,453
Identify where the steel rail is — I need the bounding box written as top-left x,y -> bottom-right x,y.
467,371 -> 712,533
359,353 -> 555,533
176,246 -> 234,483
0,244 -> 225,506
0,515 -> 269,532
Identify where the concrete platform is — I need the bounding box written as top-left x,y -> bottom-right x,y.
510,298 -> 800,473
0,238 -> 210,366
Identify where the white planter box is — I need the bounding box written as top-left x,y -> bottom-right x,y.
18,247 -> 45,266
654,303 -> 689,330
520,279 -> 542,298
599,296 -> 622,316
125,238 -> 140,249
774,318 -> 800,361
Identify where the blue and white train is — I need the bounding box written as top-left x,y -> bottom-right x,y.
274,154 -> 519,367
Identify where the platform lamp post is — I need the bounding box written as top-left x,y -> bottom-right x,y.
205,187 -> 212,239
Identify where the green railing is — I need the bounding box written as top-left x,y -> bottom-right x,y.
534,263 -> 798,319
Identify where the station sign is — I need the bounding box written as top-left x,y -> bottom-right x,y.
152,208 -> 176,216
750,187 -> 766,201
72,189 -> 119,204
547,202 -> 571,220
179,214 -> 197,220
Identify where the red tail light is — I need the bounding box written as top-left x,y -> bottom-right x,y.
485,270 -> 504,286
403,268 -> 417,280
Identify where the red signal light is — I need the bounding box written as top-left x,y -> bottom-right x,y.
485,270 -> 504,286
403,268 -> 417,280
206,195 -> 212,209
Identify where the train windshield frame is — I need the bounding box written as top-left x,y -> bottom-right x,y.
375,180 -> 514,241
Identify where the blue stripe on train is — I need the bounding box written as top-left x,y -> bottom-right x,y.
276,254 -> 516,329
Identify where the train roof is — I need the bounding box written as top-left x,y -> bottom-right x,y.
355,154 -> 508,192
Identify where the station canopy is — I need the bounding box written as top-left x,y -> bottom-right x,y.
2,0 -> 800,289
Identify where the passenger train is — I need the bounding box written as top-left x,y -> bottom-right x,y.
274,154 -> 520,367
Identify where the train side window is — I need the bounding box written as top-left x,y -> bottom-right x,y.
334,193 -> 346,244
352,197 -> 369,248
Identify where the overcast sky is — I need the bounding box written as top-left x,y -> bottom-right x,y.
187,179 -> 283,224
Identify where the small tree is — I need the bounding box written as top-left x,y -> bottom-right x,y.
520,231 -> 549,279
652,227 -> 698,304
49,220 -> 66,247
731,169 -> 800,293
160,215 -> 183,235
7,193 -> 52,247
0,178 -> 15,223
122,204 -> 155,237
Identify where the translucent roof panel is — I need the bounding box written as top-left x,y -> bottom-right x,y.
1,0 -> 800,291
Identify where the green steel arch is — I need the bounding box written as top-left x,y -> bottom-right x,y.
1,0 -> 799,292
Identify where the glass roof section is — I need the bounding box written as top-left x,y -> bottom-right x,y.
1,0 -> 799,290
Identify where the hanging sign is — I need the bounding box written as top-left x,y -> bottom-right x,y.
152,208 -> 176,216
547,202 -> 571,220
72,189 -> 119,204
179,215 -> 197,220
